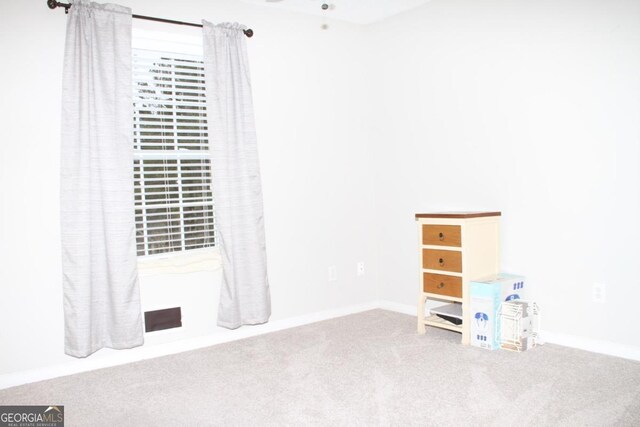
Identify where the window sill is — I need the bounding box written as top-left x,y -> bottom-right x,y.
137,248 -> 221,277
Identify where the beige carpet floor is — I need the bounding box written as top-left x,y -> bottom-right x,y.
1,310 -> 639,426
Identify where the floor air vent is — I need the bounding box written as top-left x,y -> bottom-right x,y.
144,307 -> 182,332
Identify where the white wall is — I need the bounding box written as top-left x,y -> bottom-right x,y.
367,0 -> 640,347
1,0 -> 639,381
0,0 -> 378,376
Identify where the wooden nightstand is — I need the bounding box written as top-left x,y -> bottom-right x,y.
415,212 -> 501,345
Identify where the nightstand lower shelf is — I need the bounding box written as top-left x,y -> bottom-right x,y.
424,314 -> 462,333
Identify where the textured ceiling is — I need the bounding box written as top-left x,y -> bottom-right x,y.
240,0 -> 433,25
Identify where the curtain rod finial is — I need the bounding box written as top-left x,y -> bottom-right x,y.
47,1 -> 70,13
244,29 -> 254,38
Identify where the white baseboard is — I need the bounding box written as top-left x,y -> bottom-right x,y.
378,301 -> 640,362
538,330 -> 640,362
377,300 -> 416,316
0,301 -> 379,390
2,300 -> 638,390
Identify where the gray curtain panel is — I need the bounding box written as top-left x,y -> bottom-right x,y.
202,21 -> 271,329
61,0 -> 143,357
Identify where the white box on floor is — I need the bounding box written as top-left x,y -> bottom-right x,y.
499,300 -> 539,352
469,273 -> 527,350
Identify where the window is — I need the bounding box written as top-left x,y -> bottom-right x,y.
132,47 -> 215,257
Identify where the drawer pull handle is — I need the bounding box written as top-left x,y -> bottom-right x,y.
438,258 -> 445,266
438,232 -> 445,241
437,282 -> 445,289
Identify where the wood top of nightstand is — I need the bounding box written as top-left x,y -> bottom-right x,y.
415,211 -> 501,219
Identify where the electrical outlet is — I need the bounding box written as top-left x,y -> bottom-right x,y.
328,266 -> 337,282
592,283 -> 606,303
357,262 -> 365,276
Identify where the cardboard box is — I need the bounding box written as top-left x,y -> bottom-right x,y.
469,273 -> 527,350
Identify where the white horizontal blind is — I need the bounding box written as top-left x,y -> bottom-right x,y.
132,48 -> 215,257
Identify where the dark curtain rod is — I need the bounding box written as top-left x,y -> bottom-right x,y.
46,0 -> 254,37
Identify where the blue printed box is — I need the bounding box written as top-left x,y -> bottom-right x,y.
469,273 -> 527,350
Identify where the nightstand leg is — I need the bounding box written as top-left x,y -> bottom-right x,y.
461,283 -> 470,345
417,293 -> 427,334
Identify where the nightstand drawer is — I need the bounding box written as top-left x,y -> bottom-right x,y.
422,249 -> 462,273
422,224 -> 461,247
423,273 -> 462,298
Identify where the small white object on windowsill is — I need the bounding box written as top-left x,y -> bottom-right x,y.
137,248 -> 221,276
